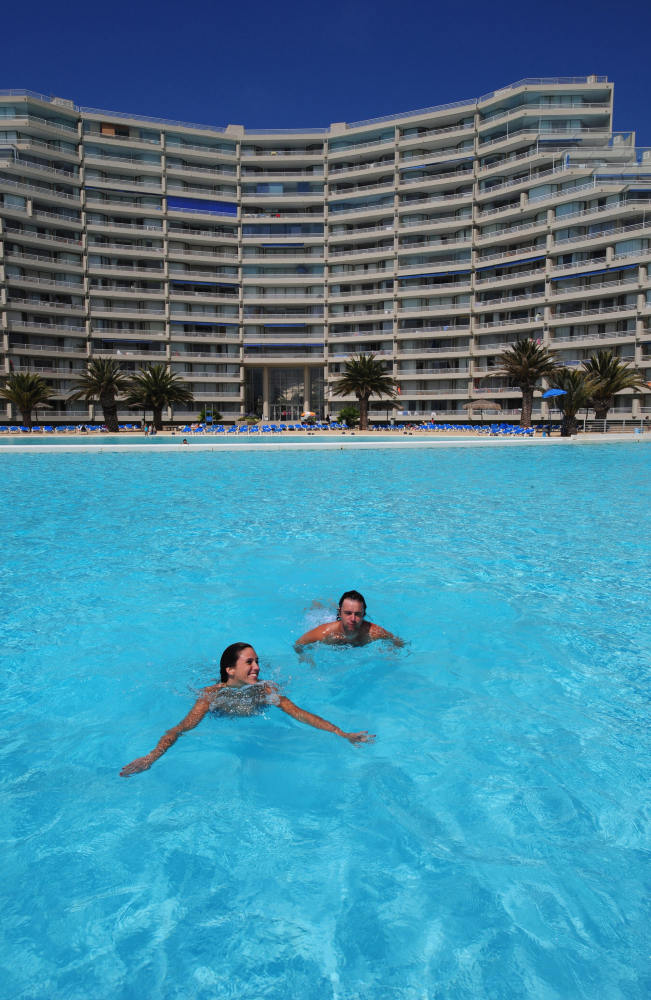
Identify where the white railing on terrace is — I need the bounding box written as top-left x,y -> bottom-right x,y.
5,249 -> 83,265
329,201 -> 393,217
551,302 -> 637,320
398,237 -> 471,251
397,324 -> 470,336
90,262 -> 164,273
0,174 -> 80,200
87,220 -> 163,233
477,219 -> 547,241
550,198 -> 651,226
329,159 -> 395,175
399,367 -> 469,375
241,149 -> 323,158
3,111 -> 78,133
84,150 -> 162,167
329,287 -> 392,298
475,290 -> 546,308
81,106 -> 227,134
167,164 -> 236,178
400,168 -> 473,187
9,296 -> 84,310
168,247 -> 237,258
399,213 -> 465,228
550,256 -> 607,273
168,328 -> 239,339
7,274 -> 83,289
478,126 -> 610,149
243,349 -> 323,358
551,277 -> 639,295
477,243 -> 545,264
550,329 -> 636,344
328,246 -> 392,258
480,101 -> 611,126
399,123 -> 475,143
31,209 -> 82,224
329,179 -> 394,196
474,267 -> 544,284
330,223 -> 393,238
9,323 -> 85,335
400,190 -> 473,207
4,227 -> 81,246
477,316 -> 541,329
328,136 -> 395,155
0,155 -> 79,180
554,219 -> 651,246
88,176 -> 163,190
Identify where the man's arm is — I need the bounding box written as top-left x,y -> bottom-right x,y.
275,695 -> 375,745
367,623 -> 404,647
293,621 -> 338,653
120,692 -> 213,776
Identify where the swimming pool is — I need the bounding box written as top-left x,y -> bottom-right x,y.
1,444 -> 649,998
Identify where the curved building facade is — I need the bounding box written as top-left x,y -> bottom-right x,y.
1,76 -> 650,424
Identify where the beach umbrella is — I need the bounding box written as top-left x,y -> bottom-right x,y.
542,388 -> 566,434
301,411 -> 316,419
463,399 -> 502,426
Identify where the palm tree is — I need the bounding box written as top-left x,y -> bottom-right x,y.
0,371 -> 53,429
68,357 -> 128,432
331,353 -> 397,430
547,368 -> 598,437
582,351 -> 648,423
124,363 -> 195,431
495,338 -> 560,427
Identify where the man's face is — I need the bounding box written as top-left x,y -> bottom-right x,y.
339,599 -> 365,635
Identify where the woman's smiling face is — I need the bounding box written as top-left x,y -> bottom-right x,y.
225,646 -> 260,687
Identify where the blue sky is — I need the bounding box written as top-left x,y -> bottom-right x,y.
4,0 -> 651,144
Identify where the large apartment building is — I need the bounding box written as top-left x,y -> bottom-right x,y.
1,77 -> 650,425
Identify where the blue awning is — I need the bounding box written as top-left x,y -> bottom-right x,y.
167,195 -> 237,216
551,263 -> 640,281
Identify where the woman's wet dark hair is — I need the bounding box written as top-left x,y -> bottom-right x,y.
337,590 -> 367,617
220,642 -> 254,683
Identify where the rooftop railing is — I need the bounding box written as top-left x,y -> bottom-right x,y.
0,79 -> 610,139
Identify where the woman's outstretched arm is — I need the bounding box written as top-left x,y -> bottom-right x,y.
120,690 -> 215,776
274,693 -> 375,744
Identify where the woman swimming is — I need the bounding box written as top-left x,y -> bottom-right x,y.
120,642 -> 375,775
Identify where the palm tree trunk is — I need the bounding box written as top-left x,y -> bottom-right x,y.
519,388 -> 534,428
153,406 -> 164,431
593,403 -> 610,422
100,394 -> 120,432
20,408 -> 33,429
560,413 -> 577,437
358,394 -> 369,431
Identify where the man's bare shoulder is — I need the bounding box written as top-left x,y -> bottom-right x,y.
366,622 -> 402,644
296,620 -> 343,646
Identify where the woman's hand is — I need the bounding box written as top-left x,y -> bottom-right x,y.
341,731 -> 376,744
120,754 -> 154,776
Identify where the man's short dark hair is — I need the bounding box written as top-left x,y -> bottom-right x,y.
338,590 -> 366,613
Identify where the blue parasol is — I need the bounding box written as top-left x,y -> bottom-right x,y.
542,388 -> 567,398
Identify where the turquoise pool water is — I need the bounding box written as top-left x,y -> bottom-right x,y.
1,444 -> 649,999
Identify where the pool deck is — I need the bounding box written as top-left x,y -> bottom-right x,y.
1,431 -> 649,453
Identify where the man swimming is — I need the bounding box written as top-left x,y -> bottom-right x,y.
294,590 -> 403,654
